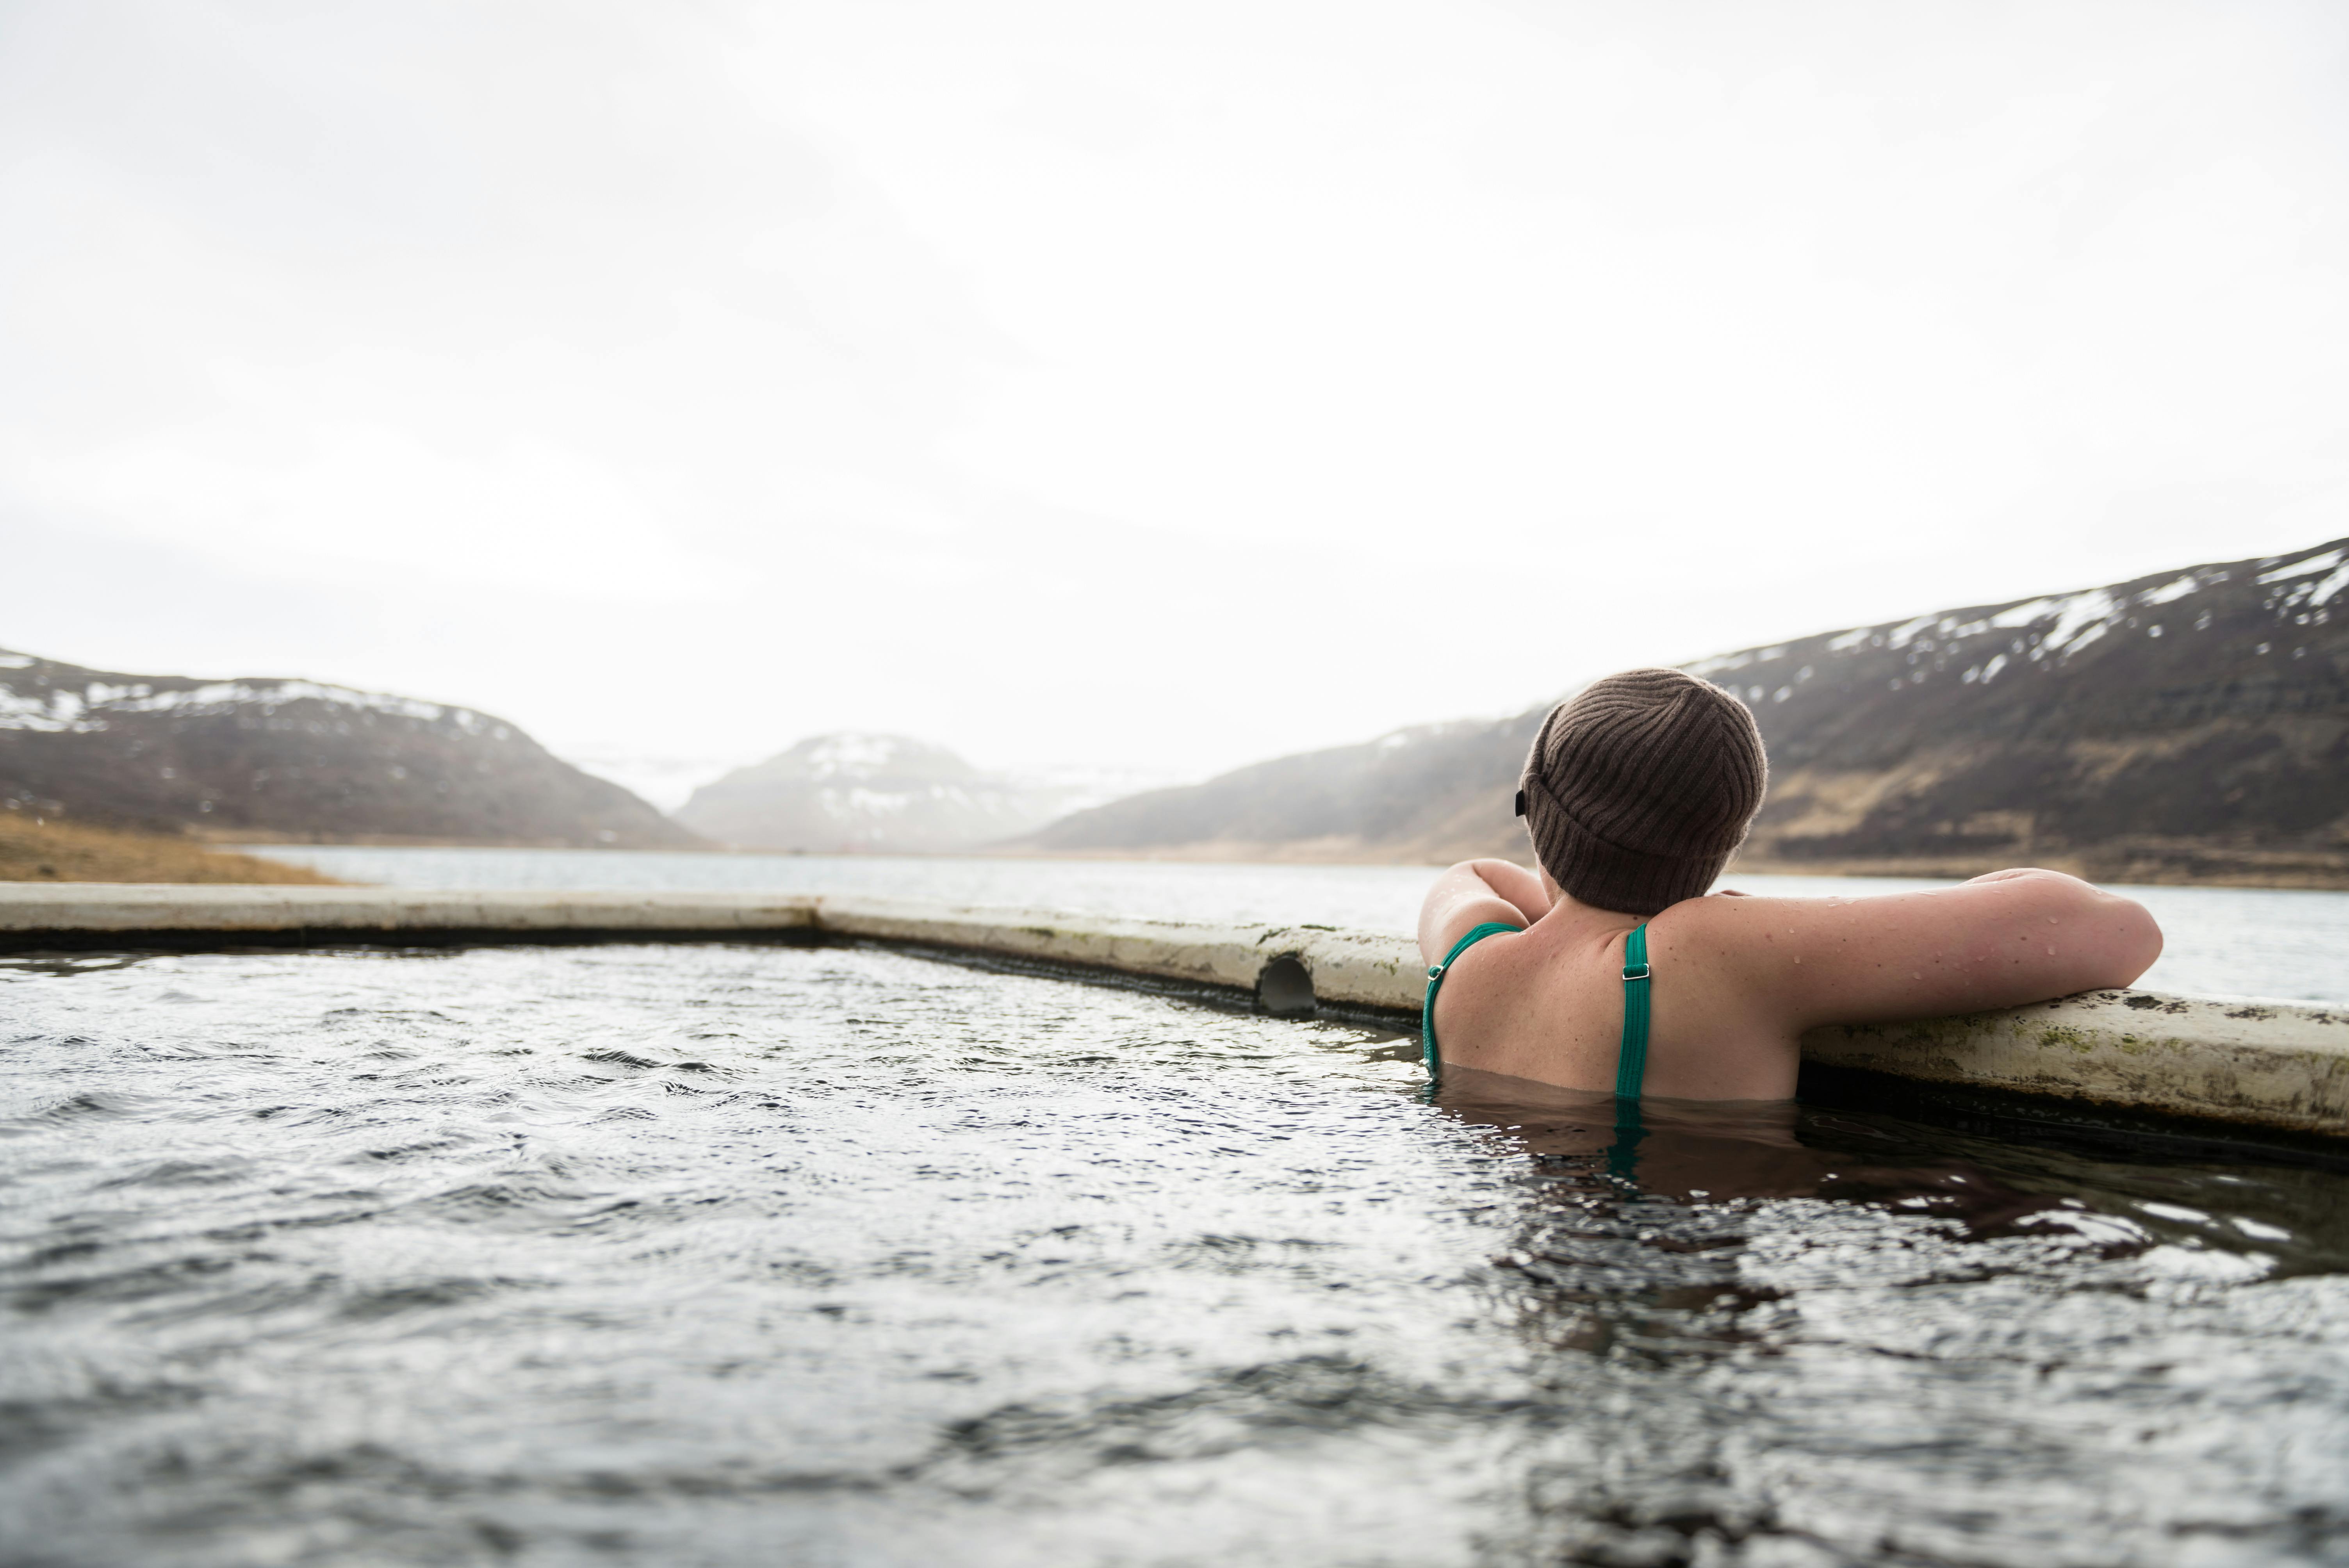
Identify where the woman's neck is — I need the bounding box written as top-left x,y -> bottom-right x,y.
1534,874 -> 1648,932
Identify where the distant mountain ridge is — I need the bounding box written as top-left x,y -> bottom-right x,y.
1014,716 -> 1544,866
675,733 -> 1083,853
0,649 -> 695,848
1021,540 -> 2349,887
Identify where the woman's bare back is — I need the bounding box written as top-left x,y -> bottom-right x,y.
1419,862 -> 2163,1101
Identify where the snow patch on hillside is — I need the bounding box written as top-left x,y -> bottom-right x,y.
806,733 -> 916,776
1793,581 -> 2154,677
0,676 -> 493,734
2138,574 -> 2204,606
2258,548 -> 2345,584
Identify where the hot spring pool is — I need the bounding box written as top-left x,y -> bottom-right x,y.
5,941 -> 2349,1566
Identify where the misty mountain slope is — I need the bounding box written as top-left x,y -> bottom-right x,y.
1025,717 -> 1543,862
675,734 -> 1081,853
1021,539 -> 2349,886
0,650 -> 696,848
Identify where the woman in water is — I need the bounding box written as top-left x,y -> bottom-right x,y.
1417,668 -> 2163,1101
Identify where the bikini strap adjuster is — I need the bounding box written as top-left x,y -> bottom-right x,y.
1621,962 -> 1652,983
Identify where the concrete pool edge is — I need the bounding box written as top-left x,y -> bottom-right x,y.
3,884 -> 2345,1138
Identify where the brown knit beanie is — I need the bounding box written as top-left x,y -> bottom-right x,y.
1517,668 -> 1768,917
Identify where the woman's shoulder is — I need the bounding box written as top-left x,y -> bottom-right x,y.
1643,886 -> 1821,952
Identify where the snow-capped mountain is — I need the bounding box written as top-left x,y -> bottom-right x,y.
0,650 -> 694,847
1020,538 -> 2349,886
674,733 -> 1085,853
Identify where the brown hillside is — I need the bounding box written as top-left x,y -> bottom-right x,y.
1020,540 -> 2349,887
0,814 -> 339,884
0,652 -> 698,849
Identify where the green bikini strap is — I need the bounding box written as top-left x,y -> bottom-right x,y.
1615,922 -> 1651,1101
1421,921 -> 1523,1084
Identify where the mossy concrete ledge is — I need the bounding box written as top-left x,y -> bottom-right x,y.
0,885 -> 2343,1137
1795,996 -> 2349,1139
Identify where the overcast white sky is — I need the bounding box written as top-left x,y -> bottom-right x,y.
5,0 -> 2347,799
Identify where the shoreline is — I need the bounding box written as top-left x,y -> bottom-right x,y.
0,817 -> 339,886
209,837 -> 2349,893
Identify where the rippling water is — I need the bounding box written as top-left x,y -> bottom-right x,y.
6,942 -> 2348,1565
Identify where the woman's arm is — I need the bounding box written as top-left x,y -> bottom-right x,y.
1416,859 -> 1549,962
1678,868 -> 2162,1029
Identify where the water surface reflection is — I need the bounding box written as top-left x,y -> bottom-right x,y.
1435,1067 -> 2349,1564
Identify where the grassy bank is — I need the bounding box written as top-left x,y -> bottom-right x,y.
0,816 -> 340,884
